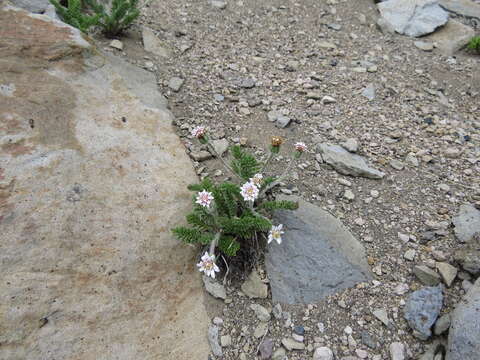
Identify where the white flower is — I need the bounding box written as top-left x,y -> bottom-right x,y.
191,126 -> 206,138
240,181 -> 259,202
250,173 -> 263,186
197,251 -> 220,278
196,190 -> 214,208
294,142 -> 307,152
268,224 -> 284,245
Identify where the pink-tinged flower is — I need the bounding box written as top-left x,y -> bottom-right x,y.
268,224 -> 284,244
197,251 -> 220,278
294,142 -> 307,152
250,173 -> 263,186
191,126 -> 206,138
240,181 -> 259,202
196,190 -> 214,208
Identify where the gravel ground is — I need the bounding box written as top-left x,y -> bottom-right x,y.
94,0 -> 480,358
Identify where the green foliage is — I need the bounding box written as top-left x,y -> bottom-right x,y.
172,137 -> 302,260
50,0 -> 100,33
231,145 -> 261,181
467,36 -> 480,54
50,0 -> 139,36
85,0 -> 140,37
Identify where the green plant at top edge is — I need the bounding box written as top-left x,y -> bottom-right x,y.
49,0 -> 100,33
85,0 -> 140,37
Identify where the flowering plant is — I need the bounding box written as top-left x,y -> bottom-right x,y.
172,128 -> 306,278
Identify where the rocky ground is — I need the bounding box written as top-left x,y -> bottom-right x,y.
91,0 -> 480,359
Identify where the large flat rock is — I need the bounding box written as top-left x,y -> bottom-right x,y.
446,279 -> 480,360
440,0 -> 480,19
378,0 -> 449,37
265,196 -> 372,304
0,5 -> 209,360
426,19 -> 475,55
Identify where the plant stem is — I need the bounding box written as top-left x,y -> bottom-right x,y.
209,231 -> 221,255
260,151 -> 274,173
206,142 -> 243,181
259,155 -> 297,198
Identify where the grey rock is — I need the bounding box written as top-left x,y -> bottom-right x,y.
377,0 -> 449,37
265,196 -> 372,304
272,347 -> 286,360
241,270 -> 268,298
390,159 -> 404,170
250,303 -> 271,322
373,308 -> 390,327
190,150 -> 213,162
414,265 -> 442,286
361,331 -> 377,349
446,279 -> 480,360
109,39 -> 124,51
203,276 -> 227,299
404,285 -> 443,340
316,143 -> 385,179
267,110 -> 283,122
321,95 -> 336,104
313,346 -> 334,360
342,138 -> 359,153
454,233 -> 480,276
453,204 -> 480,243
404,249 -> 416,261
414,40 -> 435,51
240,78 -> 255,89
10,0 -> 50,13
168,77 -> 184,92
259,338 -> 274,359
419,339 -> 447,360
276,115 -> 291,128
208,325 -> 223,356
327,23 -> 342,31
273,303 -> 283,319
254,322 -> 269,338
439,0 -> 480,20
390,342 -> 405,360
436,262 -> 458,287
220,334 -> 232,347
318,40 -> 336,49
434,313 -> 451,335
210,0 -> 227,9
281,337 -> 305,351
44,4 -> 59,20
361,83 -> 376,100
426,19 -> 475,55
142,27 -> 172,58
211,138 -> 229,157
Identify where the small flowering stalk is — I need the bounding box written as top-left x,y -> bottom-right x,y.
270,136 -> 283,154
197,251 -> 220,278
191,126 -> 208,144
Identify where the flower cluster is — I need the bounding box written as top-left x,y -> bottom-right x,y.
197,251 -> 220,278
268,224 -> 284,245
196,190 -> 214,208
240,181 -> 259,202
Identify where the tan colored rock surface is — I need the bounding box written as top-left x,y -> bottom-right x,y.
426,19 -> 475,55
0,4 -> 209,360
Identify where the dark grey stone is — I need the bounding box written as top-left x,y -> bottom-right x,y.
404,285 -> 443,340
446,279 -> 480,360
265,196 -> 372,304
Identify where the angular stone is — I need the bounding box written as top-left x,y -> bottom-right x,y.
316,143 -> 385,179
414,265 -> 442,286
361,83 -> 376,100
313,346 -> 334,360
220,334 -> 232,347
452,204 -> 480,243
0,5 -> 209,359
211,138 -> 229,157
342,138 -> 359,153
272,347 -> 286,360
390,342 -> 405,360
439,0 -> 480,19
454,233 -> 480,276
446,279 -> 480,360
241,270 -> 268,299
210,0 -> 227,9
250,304 -> 271,322
254,322 -> 269,339
281,337 -> 305,351
414,40 -> 434,51
426,19 -> 475,55
203,276 -> 227,299
142,27 -> 172,58
208,325 -> 223,356
276,115 -> 291,128
168,77 -> 184,92
377,0 -> 449,37
436,262 -> 458,287
109,39 -> 124,51
404,285 -> 443,340
259,338 -> 273,359
434,313 -> 451,335
190,150 -> 213,162
266,196 -> 372,304
372,308 -> 390,327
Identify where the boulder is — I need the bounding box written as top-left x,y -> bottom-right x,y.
439,0 -> 480,20
446,279 -> 480,360
377,0 -> 449,37
452,204 -> 480,243
265,196 -> 372,304
404,285 -> 443,340
0,4 -> 209,359
425,19 -> 475,55
316,143 -> 385,179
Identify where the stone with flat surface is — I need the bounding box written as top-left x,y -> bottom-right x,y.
265,196 -> 372,304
